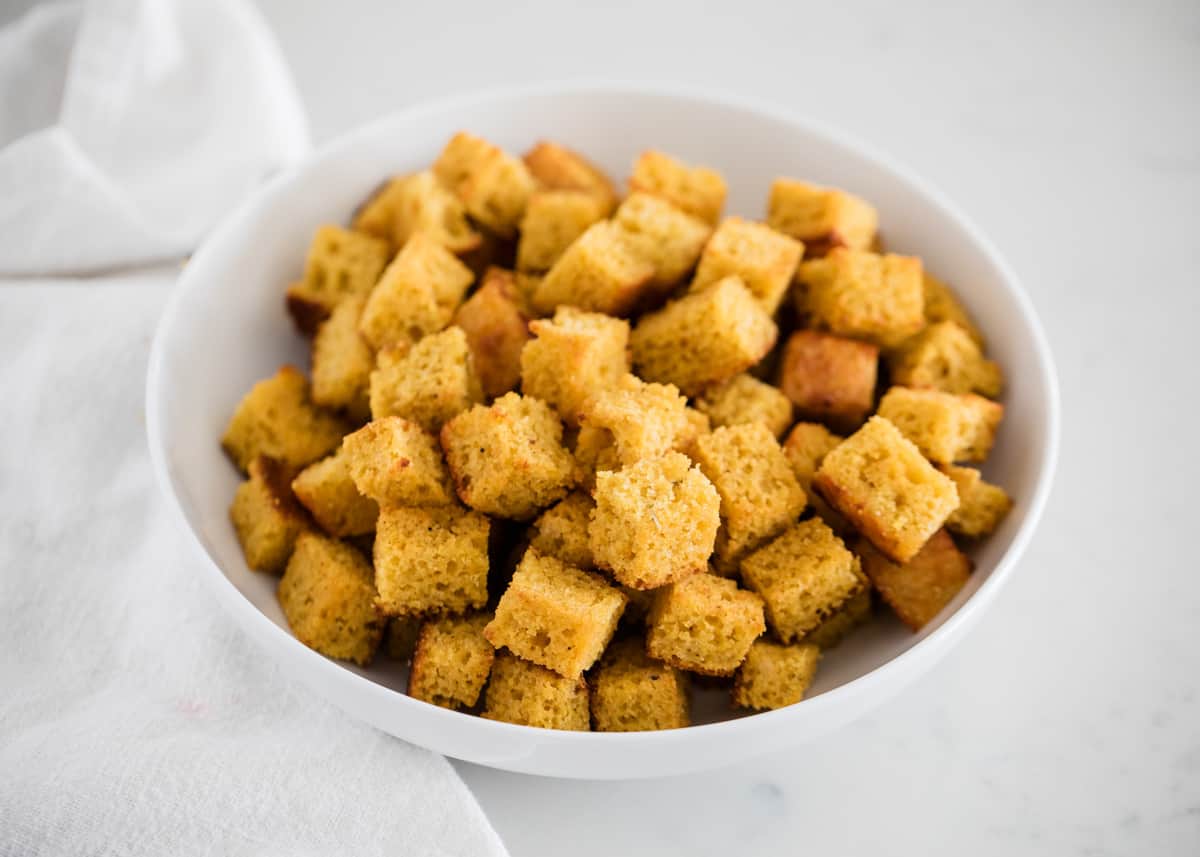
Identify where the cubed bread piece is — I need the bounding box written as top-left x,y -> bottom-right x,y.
368,326 -> 483,431
779,330 -> 879,431
767,178 -> 878,253
523,140 -> 618,211
590,638 -> 690,731
517,190 -> 610,272
482,651 -> 590,730
922,272 -> 984,345
692,217 -> 804,314
529,491 -> 595,569
630,275 -> 777,396
532,222 -> 656,317
286,225 -> 390,335
451,267 -> 531,398
629,150 -> 727,225
230,456 -> 308,573
351,176 -> 407,245
803,587 -> 872,649
740,519 -> 866,643
857,528 -> 971,630
342,416 -> 454,506
278,533 -> 384,665
676,407 -> 713,457
590,452 -> 721,590
291,447 -> 380,537
877,386 -> 1003,464
390,170 -> 482,254
798,248 -> 925,347
646,574 -> 765,676
694,374 -> 792,439
520,307 -> 630,426
939,465 -> 1012,538
383,616 -> 421,661
692,423 -> 807,567
813,416 -> 959,563
433,132 -> 536,237
612,192 -> 712,293
782,422 -> 843,490
578,374 -> 690,466
311,294 -> 373,421
440,393 -> 577,519
889,320 -> 1002,398
732,640 -> 820,710
484,551 -> 626,678
222,366 -> 349,472
374,505 -> 490,617
359,233 -> 474,350
408,613 -> 495,709
571,423 -> 622,491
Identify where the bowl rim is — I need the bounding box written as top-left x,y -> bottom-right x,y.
145,80 -> 1060,760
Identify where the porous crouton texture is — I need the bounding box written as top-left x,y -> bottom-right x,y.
230,456 -> 308,573
767,178 -> 878,254
529,492 -> 595,569
695,374 -> 794,439
517,190 -> 610,272
451,267 -> 530,398
803,587 -> 872,649
578,374 -> 690,466
590,638 -> 690,732
532,221 -> 655,317
311,295 -> 373,422
740,519 -> 866,643
373,505 -> 490,617
342,416 -> 454,507
611,192 -> 713,293
485,551 -> 626,679
278,533 -> 384,665
939,464 -> 1013,538
351,175 -> 408,245
433,132 -> 536,237
291,447 -> 379,537
389,170 -> 482,254
482,651 -> 590,730
629,150 -> 727,225
889,320 -> 1003,398
368,326 -> 483,431
408,613 -> 495,709
798,248 -> 925,348
692,217 -> 804,314
570,424 -> 622,491
922,272 -> 984,345
590,453 -> 721,590
779,330 -> 879,430
646,574 -> 765,676
523,140 -> 618,210
732,640 -> 821,710
877,386 -> 1003,464
222,366 -> 348,472
630,275 -> 777,396
286,225 -> 390,335
520,307 -> 630,426
782,422 -> 844,491
858,529 -> 971,631
813,416 -> 959,563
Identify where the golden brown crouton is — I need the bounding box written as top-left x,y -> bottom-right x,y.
291,447 -> 379,538
590,638 -> 690,731
523,140 -> 618,210
520,307 -> 630,426
351,176 -> 408,246
889,320 -> 1002,398
877,386 -> 1003,464
451,267 -> 531,398
516,190 -> 610,272
779,330 -> 879,431
692,217 -> 804,314
374,505 -> 490,617
433,132 -> 536,237
529,491 -> 595,569
939,464 -> 1012,538
798,248 -> 925,347
230,456 -> 309,573
732,640 -> 820,710
646,574 -> 765,676
341,416 -> 454,507
803,587 -> 872,649
781,422 -> 851,536
482,651 -> 590,730
368,326 -> 483,431
408,613 -> 495,709
612,192 -> 713,295
922,272 -> 984,345
629,150 -> 727,225
389,170 -> 482,254
286,225 -> 390,335
531,222 -> 656,317
578,374 -> 691,467
767,178 -> 878,254
857,528 -> 972,630
311,294 -> 373,422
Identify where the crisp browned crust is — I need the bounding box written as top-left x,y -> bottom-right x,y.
812,469 -> 907,563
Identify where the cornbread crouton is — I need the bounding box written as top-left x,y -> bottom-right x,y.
310,294 -> 373,422
291,447 -> 380,537
590,638 -> 690,731
804,587 -> 872,649
359,234 -> 474,350
571,424 -> 622,491
531,222 -> 655,316
485,551 -> 626,678
440,393 -> 577,519
389,170 -> 482,254
222,366 -> 348,472
630,275 -> 777,396
939,464 -> 1012,538
691,423 -> 807,568
451,267 -> 531,398
858,529 -> 971,630
529,492 -> 595,569
520,307 -> 630,426
677,407 -> 713,457
732,640 -> 820,710
482,651 -> 590,730
517,190 -> 610,272
286,225 -> 390,335
612,192 -> 713,293
646,574 -> 765,676
798,248 -> 925,347
230,456 -> 308,573
374,505 -> 490,616
351,175 -> 407,245
342,416 -> 454,507
740,519 -> 865,643
578,374 -> 690,466
695,374 -> 793,439
368,326 -> 483,430
889,320 -> 1002,398
779,330 -> 879,430
813,416 -> 959,563
590,453 -> 721,590
767,178 -> 878,253
692,217 -> 804,314
384,616 -> 421,661
629,150 -> 727,225
922,272 -> 984,345
782,422 -> 850,535
877,386 -> 1003,464
408,613 -> 495,709
433,132 -> 536,237
278,533 -> 384,665
523,140 -> 618,210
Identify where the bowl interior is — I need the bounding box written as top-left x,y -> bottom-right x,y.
149,87 -> 1055,763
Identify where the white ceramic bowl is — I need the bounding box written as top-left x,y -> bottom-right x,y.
146,84 -> 1059,780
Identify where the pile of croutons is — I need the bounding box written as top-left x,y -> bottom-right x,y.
223,132 -> 1012,731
